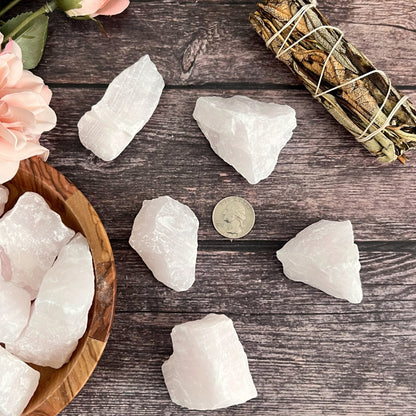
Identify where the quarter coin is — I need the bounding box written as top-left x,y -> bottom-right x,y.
212,196 -> 255,239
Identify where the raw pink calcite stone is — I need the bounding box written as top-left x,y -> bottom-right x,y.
0,185 -> 8,216
78,54 -> 165,161
0,346 -> 40,416
129,196 -> 199,292
6,234 -> 95,369
0,245 -> 12,281
0,280 -> 31,343
162,314 -> 257,410
0,192 -> 75,299
276,219 -> 362,303
193,95 -> 297,184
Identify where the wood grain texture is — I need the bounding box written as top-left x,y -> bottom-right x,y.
6,158 -> 116,415
3,0 -> 415,414
42,87 -> 416,241
25,0 -> 416,86
111,244 -> 416,315
59,313 -> 416,415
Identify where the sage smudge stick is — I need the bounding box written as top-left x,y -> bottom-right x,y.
249,0 -> 416,163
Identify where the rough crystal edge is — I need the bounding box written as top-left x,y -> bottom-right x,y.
276,219 -> 363,304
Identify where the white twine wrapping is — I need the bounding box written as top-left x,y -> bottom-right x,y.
265,2 -> 408,143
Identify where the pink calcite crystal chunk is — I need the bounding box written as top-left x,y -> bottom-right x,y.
7,234 -> 95,369
276,219 -> 362,303
0,245 -> 12,281
162,314 -> 257,410
0,280 -> 31,343
0,192 -> 75,299
0,346 -> 40,416
129,196 -> 199,292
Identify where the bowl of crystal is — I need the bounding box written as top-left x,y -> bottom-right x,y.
0,156 -> 116,416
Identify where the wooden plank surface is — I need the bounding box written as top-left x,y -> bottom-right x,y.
8,0 -> 416,414
33,0 -> 416,86
63,312 -> 416,416
45,88 -> 416,241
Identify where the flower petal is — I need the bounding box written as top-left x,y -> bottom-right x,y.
0,139 -> 48,161
2,39 -> 22,60
2,92 -> 57,134
15,70 -> 53,104
93,0 -> 129,16
66,0 -> 107,16
0,158 -> 19,184
0,122 -> 19,146
0,35 -> 53,177
0,54 -> 23,87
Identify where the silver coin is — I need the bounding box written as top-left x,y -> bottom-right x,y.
212,196 -> 255,239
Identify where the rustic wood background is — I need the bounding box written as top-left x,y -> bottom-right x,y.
13,0 -> 416,414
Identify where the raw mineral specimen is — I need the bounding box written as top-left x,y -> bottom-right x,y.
276,220 -> 362,303
0,346 -> 40,416
78,54 -> 165,161
162,314 -> 257,410
193,95 -> 297,184
0,192 -> 75,299
129,196 -> 199,292
0,280 -> 31,343
0,245 -> 12,281
7,234 -> 95,369
0,184 -> 8,216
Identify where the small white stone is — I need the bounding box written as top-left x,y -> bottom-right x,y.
162,314 -> 257,410
276,219 -> 362,303
6,234 -> 95,369
129,196 -> 199,292
0,280 -> 31,343
193,95 -> 297,184
0,192 -> 75,299
0,346 -> 40,416
0,185 -> 8,216
78,54 -> 165,161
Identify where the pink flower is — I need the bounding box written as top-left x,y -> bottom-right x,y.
0,35 -> 56,184
66,0 -> 130,18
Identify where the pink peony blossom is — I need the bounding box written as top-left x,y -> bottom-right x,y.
0,35 -> 56,184
66,0 -> 130,18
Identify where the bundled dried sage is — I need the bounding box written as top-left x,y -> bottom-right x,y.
249,0 -> 416,163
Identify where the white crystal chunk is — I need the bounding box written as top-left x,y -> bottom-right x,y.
0,245 -> 12,281
78,54 -> 165,161
0,281 -> 31,343
0,184 -> 8,216
276,219 -> 362,303
0,192 -> 75,299
6,234 -> 95,369
162,314 -> 257,410
0,346 -> 40,416
193,95 -> 297,184
129,196 -> 199,292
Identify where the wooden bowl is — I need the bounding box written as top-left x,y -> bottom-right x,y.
4,157 -> 116,415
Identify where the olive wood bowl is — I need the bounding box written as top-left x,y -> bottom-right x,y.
4,157 -> 116,415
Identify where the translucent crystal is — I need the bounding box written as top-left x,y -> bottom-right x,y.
78,54 -> 165,161
0,192 -> 75,299
0,346 -> 40,416
193,95 -> 297,184
0,184 -> 8,216
276,220 -> 362,303
0,245 -> 12,281
162,314 -> 257,410
129,196 -> 199,292
6,234 -> 95,369
0,281 -> 31,343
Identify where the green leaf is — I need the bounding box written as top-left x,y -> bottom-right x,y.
1,12 -> 49,69
55,0 -> 82,12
